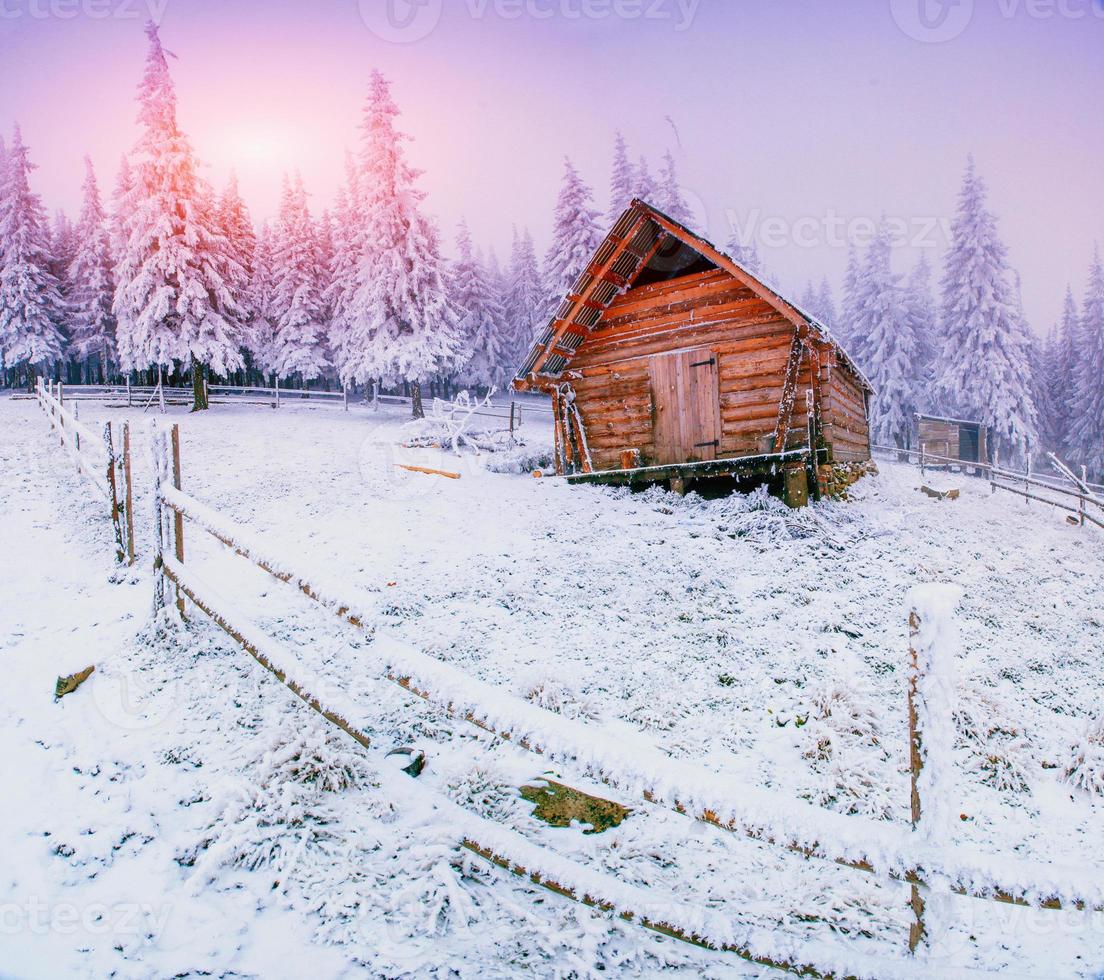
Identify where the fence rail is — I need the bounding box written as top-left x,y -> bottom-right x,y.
36,380 -> 134,564
872,444 -> 1104,529
148,421 -> 1102,975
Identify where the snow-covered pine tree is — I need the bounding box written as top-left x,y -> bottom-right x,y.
938,157 -> 1038,463
1048,287 -> 1080,457
108,156 -> 133,268
607,131 -> 634,224
836,242 -> 861,348
901,253 -> 938,412
800,281 -> 818,316
246,220 -> 277,380
1072,247 -> 1104,479
657,150 -> 692,226
67,157 -> 116,382
633,155 -> 657,204
852,218 -> 916,448
113,23 -> 244,410
324,154 -> 363,387
504,225 -> 545,372
343,70 -> 465,418
815,277 -> 837,329
724,228 -> 763,279
268,173 -> 329,383
217,172 -> 256,384
543,157 -> 602,310
0,125 -> 66,387
450,220 -> 506,391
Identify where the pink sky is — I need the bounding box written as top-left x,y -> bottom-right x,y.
1,0 -> 1101,331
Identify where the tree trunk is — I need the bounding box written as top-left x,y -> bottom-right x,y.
192,362 -> 209,412
26,364 -> 36,395
411,380 -> 424,419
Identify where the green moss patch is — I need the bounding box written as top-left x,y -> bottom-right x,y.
519,779 -> 630,834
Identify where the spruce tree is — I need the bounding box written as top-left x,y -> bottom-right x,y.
217,172 -> 256,384
724,229 -> 763,279
657,150 -> 692,225
68,157 -> 116,382
544,157 -> 602,309
504,225 -> 545,372
938,157 -> 1038,463
325,155 -> 362,385
1072,247 -> 1104,478
837,242 -> 861,349
633,155 -> 657,204
607,131 -> 634,224
247,221 -> 277,380
852,218 -> 916,448
0,125 -> 66,387
816,277 -> 837,330
343,70 -> 465,418
451,220 -> 506,390
269,174 -> 329,383
113,23 -> 244,410
1050,287 -> 1080,457
901,253 -> 938,411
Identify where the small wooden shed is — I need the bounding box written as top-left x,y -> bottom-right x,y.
513,200 -> 873,503
916,414 -> 989,464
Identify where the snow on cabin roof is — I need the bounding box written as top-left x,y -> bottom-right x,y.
512,199 -> 874,394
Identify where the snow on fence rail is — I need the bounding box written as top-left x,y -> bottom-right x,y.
872,444 -> 1104,530
146,421 -> 1104,973
36,379 -> 135,564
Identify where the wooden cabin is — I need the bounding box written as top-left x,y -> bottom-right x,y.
916,414 -> 989,464
513,200 -> 873,504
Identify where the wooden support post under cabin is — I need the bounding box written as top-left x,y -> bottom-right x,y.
170,424 -> 185,617
783,463 -> 809,509
123,423 -> 135,566
669,476 -> 687,496
906,608 -> 927,955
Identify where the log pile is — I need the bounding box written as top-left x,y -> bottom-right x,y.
818,460 -> 878,500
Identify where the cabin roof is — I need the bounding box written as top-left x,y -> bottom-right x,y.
513,199 -> 873,393
916,413 -> 987,430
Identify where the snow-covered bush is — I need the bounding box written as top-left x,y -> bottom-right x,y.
954,682 -> 1035,794
404,390 -> 515,455
524,673 -> 601,721
797,678 -> 894,818
181,720 -> 378,886
1062,713 -> 1104,796
442,758 -> 528,829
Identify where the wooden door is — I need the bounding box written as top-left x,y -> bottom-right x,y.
649,349 -> 722,465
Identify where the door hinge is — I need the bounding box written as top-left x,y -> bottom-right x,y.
690,357 -> 716,368
694,439 -> 719,448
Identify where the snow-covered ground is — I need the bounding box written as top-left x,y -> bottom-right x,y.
1,392 -> 1102,979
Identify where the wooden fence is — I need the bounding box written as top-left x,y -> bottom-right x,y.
872,444 -> 1104,530
147,421 -> 1102,976
36,379 -> 135,564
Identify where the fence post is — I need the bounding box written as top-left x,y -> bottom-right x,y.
170,424 -> 185,617
123,422 -> 135,566
127,377 -> 132,408
104,422 -> 126,564
151,424 -> 167,613
1081,466 -> 1088,527
907,606 -> 927,954
58,382 -> 63,407
73,401 -> 81,456
343,384 -> 348,411
275,376 -> 280,409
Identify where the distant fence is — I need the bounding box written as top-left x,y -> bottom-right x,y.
35,380 -> 135,564
873,444 -> 1104,530
146,420 -> 1102,975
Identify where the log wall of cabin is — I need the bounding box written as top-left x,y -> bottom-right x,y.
563,268 -> 829,472
822,353 -> 871,462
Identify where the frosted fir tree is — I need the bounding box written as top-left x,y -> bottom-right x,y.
816,277 -> 837,330
504,226 -> 545,371
113,23 -> 244,410
723,226 -> 763,279
836,242 -> 861,348
343,70 -> 465,418
108,156 -> 133,268
217,172 -> 256,381
800,281 -> 818,316
543,157 -> 602,308
938,157 -> 1038,463
657,150 -> 693,226
0,125 -> 66,386
633,155 -> 657,204
1072,247 -> 1104,478
1047,287 -> 1080,457
50,210 -> 78,302
324,155 -> 363,385
852,218 -> 916,448
67,157 -> 116,381
901,253 -> 939,410
246,221 -> 277,378
450,220 -> 506,390
607,131 -> 634,224
269,174 -> 329,383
